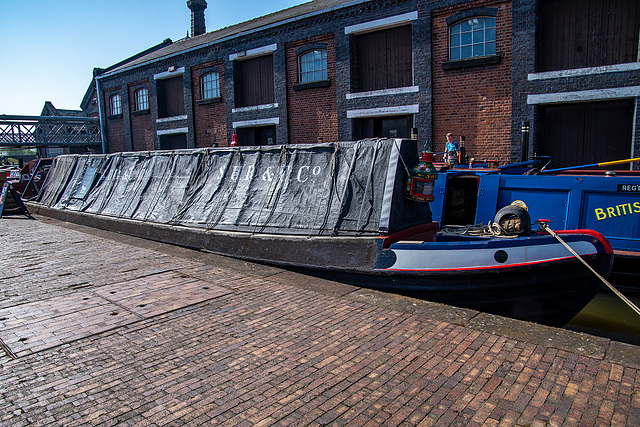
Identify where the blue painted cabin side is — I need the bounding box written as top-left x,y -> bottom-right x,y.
432,171 -> 640,253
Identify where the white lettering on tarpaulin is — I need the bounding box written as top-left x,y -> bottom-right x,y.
243,166 -> 255,181
220,163 -> 325,183
594,201 -> 640,220
262,167 -> 274,181
297,166 -> 310,183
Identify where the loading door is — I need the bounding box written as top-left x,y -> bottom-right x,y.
442,175 -> 480,226
354,115 -> 412,140
540,99 -> 634,169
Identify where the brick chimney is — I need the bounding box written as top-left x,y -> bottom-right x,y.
187,0 -> 207,37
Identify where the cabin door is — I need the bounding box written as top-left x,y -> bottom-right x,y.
442,175 -> 479,226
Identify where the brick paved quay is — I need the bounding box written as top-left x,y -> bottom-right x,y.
1,215 -> 639,426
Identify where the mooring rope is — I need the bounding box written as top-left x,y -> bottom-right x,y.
438,222 -> 518,238
538,222 -> 640,318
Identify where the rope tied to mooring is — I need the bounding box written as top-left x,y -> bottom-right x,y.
538,221 -> 640,318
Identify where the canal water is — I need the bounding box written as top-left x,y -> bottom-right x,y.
566,287 -> 640,346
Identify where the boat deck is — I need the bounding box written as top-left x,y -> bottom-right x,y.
1,215 -> 639,425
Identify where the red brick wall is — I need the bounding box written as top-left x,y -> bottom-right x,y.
432,0 -> 512,165
286,34 -> 338,144
191,61 -> 227,147
104,86 -> 126,153
128,79 -> 154,151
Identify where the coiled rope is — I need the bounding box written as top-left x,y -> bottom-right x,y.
438,222 -> 519,238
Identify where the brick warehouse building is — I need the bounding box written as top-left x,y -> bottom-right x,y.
94,0 -> 640,169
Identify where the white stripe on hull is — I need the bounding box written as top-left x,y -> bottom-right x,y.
387,241 -> 596,271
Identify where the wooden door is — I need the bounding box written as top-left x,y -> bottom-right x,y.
357,25 -> 412,92
540,100 -> 634,168
240,55 -> 274,107
539,0 -> 640,71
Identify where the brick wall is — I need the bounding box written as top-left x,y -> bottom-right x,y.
103,86 -> 126,153
432,0 -> 512,165
191,61 -> 227,147
128,79 -> 154,151
286,34 -> 338,144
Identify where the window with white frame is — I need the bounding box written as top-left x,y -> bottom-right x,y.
109,93 -> 122,116
449,17 -> 496,61
135,87 -> 149,111
298,49 -> 327,83
201,71 -> 220,99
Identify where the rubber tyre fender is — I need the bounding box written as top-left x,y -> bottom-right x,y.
493,205 -> 531,235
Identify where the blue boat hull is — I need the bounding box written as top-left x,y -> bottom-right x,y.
431,169 -> 640,288
308,230 -> 614,326
311,254 -> 608,326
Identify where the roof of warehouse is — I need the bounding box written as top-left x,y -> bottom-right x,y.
101,0 -> 361,77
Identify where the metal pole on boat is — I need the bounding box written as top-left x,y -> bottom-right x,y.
541,157 -> 640,173
538,221 -> 640,318
521,122 -> 530,162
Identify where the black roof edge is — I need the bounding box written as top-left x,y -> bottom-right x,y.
98,38 -> 174,76
97,0 -> 368,79
81,38 -> 174,109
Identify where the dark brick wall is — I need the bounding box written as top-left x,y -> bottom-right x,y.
335,0 -> 430,146
96,0 -> 640,165
510,0 -> 536,162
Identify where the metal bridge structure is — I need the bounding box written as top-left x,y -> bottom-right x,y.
0,115 -> 102,150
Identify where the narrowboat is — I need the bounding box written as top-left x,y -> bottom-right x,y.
29,139 -> 614,326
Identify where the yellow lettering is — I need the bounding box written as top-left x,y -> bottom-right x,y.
635,202 -> 640,213
607,207 -> 617,218
595,208 -> 607,221
616,205 -> 621,216
619,204 -> 628,215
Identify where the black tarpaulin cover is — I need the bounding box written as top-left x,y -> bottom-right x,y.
36,139 -> 432,236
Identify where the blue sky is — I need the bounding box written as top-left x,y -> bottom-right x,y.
0,0 -> 307,116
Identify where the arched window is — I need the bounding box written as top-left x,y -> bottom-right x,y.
201,71 -> 220,99
134,87 -> 149,111
449,17 -> 496,60
109,93 -> 122,115
298,49 -> 327,83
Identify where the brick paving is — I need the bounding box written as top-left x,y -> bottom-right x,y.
0,215 -> 639,426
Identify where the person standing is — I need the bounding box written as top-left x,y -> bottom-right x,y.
444,133 -> 460,166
